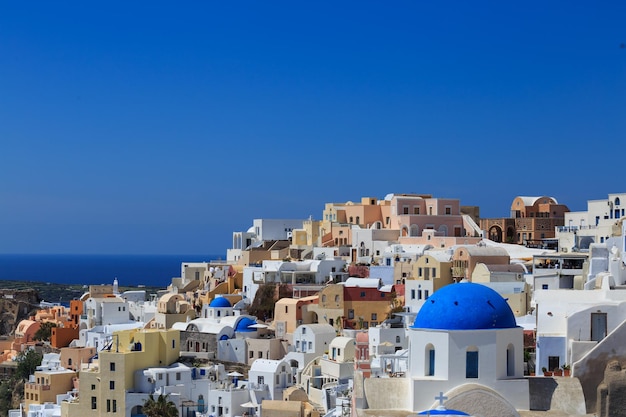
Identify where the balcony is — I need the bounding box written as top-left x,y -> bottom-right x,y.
25,383 -> 51,391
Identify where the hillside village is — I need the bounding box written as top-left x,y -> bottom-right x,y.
3,192 -> 626,417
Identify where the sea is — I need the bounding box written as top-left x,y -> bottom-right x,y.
0,254 -> 224,288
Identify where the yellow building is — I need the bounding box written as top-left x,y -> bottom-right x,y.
24,368 -> 77,409
61,328 -> 180,417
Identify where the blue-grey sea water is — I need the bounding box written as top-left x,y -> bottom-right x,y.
0,254 -> 222,288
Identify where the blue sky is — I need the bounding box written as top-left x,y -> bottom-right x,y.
1,2 -> 625,255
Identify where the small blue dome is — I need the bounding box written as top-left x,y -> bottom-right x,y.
235,317 -> 257,332
418,409 -> 469,416
209,297 -> 232,308
412,282 -> 517,330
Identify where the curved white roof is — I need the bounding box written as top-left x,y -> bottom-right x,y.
423,250 -> 453,262
329,336 -> 354,349
296,323 -> 336,335
182,318 -> 233,334
344,277 -> 380,288
103,322 -> 144,333
516,196 -> 558,206
250,359 -> 287,373
480,238 -> 555,261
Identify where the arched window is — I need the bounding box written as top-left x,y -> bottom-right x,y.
349,216 -> 354,223
506,343 -> 515,376
438,225 -> 448,236
615,197 -> 621,206
356,216 -> 360,224
425,344 -> 435,376
466,346 -> 479,378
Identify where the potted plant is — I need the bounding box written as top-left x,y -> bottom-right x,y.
553,367 -> 563,376
542,367 -> 551,377
562,364 -> 571,376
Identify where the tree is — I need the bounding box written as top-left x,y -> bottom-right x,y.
16,349 -> 42,381
34,322 -> 57,342
142,393 -> 179,417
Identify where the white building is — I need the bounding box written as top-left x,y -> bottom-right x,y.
242,259 -> 345,302
248,359 -> 294,401
227,218 -> 307,262
80,296 -> 131,329
361,282 -> 530,417
556,192 -> 626,252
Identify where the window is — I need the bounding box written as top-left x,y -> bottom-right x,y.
425,290 -> 429,299
414,207 -> 419,214
360,291 -> 366,297
334,295 -> 339,302
445,207 -> 451,215
302,327 -> 306,334
91,397 -> 97,410
176,372 -> 181,381
91,384 -> 95,390
426,345 -> 435,376
371,313 -> 377,321
542,284 -> 549,290
348,309 -> 354,319
113,400 -> 117,413
250,351 -> 254,358
107,399 -> 111,412
110,380 -> 115,390
466,350 -> 479,378
172,339 -> 176,348
411,289 -> 416,299
257,376 -> 264,385
110,362 -> 116,372
506,344 -> 515,377
258,351 -> 262,358
418,290 -> 422,300
308,341 -> 312,350
418,267 -> 422,277
396,335 -> 401,343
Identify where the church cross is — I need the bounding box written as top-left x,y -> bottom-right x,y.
435,392 -> 447,406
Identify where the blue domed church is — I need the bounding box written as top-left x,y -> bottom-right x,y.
405,282 -> 529,416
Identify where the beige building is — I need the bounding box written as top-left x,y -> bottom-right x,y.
245,337 -> 287,366
153,293 -> 196,329
405,251 -> 454,313
62,328 -> 180,417
60,346 -> 97,371
274,296 -> 319,336
24,368 -> 77,409
451,245 -> 510,281
315,279 -> 398,329
471,263 -> 530,316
